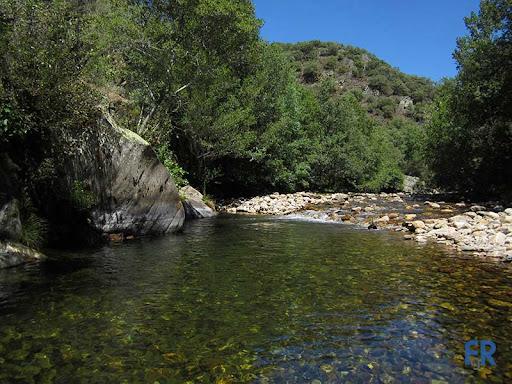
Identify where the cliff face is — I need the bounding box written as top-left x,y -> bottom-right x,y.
64,113 -> 185,237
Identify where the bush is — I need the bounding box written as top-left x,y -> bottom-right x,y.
324,57 -> 337,71
302,62 -> 321,83
369,75 -> 393,96
20,213 -> 47,249
18,193 -> 47,249
70,181 -> 97,211
157,145 -> 188,189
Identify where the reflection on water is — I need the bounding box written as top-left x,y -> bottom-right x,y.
0,215 -> 511,383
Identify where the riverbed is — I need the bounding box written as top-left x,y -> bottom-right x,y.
0,215 -> 511,383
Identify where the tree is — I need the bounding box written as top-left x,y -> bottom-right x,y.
426,0 -> 512,196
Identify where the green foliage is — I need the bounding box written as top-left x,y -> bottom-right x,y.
309,93 -> 404,192
369,74 -> 393,96
157,145 -> 188,189
0,0 -> 99,142
425,0 -> 512,196
387,118 -> 428,177
324,57 -> 338,71
19,213 -> 47,249
202,194 -> 216,210
0,0 -> 434,205
302,62 -> 321,83
70,181 -> 97,211
18,193 -> 47,249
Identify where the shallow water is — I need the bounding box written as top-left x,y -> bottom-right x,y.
0,215 -> 511,383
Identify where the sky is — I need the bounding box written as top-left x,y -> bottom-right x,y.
253,0 -> 481,81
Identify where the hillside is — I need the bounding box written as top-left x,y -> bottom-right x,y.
277,41 -> 436,123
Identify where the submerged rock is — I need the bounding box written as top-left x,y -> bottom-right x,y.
0,241 -> 45,269
180,186 -> 216,220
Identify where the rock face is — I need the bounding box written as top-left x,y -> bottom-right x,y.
0,241 -> 46,269
0,199 -> 22,242
180,186 -> 216,220
66,114 -> 185,236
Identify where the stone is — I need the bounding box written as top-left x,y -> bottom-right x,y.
403,175 -> 419,193
490,232 -> 507,245
374,215 -> 390,224
412,220 -> 426,230
470,205 -> 486,212
0,241 -> 46,269
434,220 -> 448,229
404,214 -> 417,221
108,233 -> 124,242
505,208 -> 512,215
479,211 -> 500,219
66,113 -> 185,236
449,215 -> 469,223
180,186 -> 216,220
0,199 -> 22,242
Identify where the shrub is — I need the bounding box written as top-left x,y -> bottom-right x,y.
324,57 -> 337,71
302,62 -> 321,83
19,213 -> 47,249
70,181 -> 97,211
202,194 -> 216,210
18,193 -> 47,249
157,145 -> 188,189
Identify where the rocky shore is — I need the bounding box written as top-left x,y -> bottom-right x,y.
221,192 -> 512,262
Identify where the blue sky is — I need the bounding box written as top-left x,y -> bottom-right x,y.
253,0 -> 481,81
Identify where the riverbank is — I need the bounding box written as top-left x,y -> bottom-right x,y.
221,192 -> 512,262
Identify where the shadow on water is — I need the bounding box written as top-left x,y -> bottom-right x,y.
0,215 -> 511,383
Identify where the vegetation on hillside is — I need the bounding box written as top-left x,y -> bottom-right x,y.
278,41 -> 435,123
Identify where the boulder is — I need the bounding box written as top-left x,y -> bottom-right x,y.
412,220 -> 426,230
374,215 -> 390,224
65,113 -> 185,236
403,175 -> 419,193
479,211 -> 500,220
0,199 -> 22,242
180,186 -> 216,220
0,241 -> 46,269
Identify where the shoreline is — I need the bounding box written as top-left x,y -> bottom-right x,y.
220,192 -> 512,262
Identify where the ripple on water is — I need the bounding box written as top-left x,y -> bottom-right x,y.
0,215 -> 511,383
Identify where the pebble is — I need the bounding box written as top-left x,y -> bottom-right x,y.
222,193 -> 512,262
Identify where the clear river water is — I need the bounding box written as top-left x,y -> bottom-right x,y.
0,215 -> 511,383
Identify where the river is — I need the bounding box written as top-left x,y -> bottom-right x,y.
0,215 -> 511,383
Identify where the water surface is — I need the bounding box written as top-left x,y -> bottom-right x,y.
0,215 -> 511,383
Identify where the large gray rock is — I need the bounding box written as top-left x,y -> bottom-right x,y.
66,113 -> 185,235
180,186 -> 216,220
403,175 -> 420,193
0,241 -> 46,269
0,199 -> 22,242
